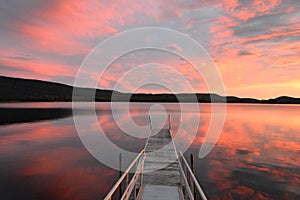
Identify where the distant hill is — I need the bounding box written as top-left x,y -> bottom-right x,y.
0,76 -> 299,104
0,75 -> 115,102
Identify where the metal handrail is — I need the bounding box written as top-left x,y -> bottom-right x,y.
104,150 -> 145,200
178,151 -> 207,200
120,155 -> 145,200
178,159 -> 195,199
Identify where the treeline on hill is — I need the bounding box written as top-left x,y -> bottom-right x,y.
0,76 -> 300,104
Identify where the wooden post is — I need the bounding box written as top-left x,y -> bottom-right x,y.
168,114 -> 171,130
134,160 -> 137,200
119,153 -> 122,199
190,153 -> 196,199
140,158 -> 144,186
149,116 -> 152,130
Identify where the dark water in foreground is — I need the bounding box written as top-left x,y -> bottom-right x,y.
0,103 -> 299,199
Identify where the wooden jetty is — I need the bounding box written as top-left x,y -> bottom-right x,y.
104,116 -> 207,200
140,128 -> 182,199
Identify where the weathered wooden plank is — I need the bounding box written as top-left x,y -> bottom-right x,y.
141,185 -> 182,200
141,128 -> 183,199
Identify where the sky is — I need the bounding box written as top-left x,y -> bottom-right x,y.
0,0 -> 300,99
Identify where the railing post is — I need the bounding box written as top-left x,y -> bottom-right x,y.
119,153 -> 122,198
179,155 -> 182,186
141,154 -> 144,186
134,157 -> 138,200
134,184 -> 137,200
168,114 -> 171,130
179,155 -> 185,197
140,163 -> 143,186
149,116 -> 152,130
126,174 -> 129,188
190,153 -> 196,199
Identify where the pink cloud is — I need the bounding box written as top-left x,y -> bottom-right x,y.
0,54 -> 76,80
225,0 -> 282,21
0,0 -> 300,98
19,23 -> 90,56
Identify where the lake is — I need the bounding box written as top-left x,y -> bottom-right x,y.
0,103 -> 299,199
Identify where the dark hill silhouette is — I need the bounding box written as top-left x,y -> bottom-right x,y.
0,76 -> 299,104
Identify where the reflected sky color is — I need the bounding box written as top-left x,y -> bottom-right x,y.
0,102 -> 299,199
189,104 -> 300,199
0,117 -> 119,199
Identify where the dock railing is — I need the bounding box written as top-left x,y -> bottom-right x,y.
104,114 -> 208,200
178,151 -> 208,200
104,150 -> 146,200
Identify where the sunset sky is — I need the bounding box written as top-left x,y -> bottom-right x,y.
0,0 -> 300,99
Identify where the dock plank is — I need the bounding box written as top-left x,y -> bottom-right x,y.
141,185 -> 182,200
141,129 -> 183,199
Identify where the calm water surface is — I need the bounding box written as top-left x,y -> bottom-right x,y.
0,103 -> 299,199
